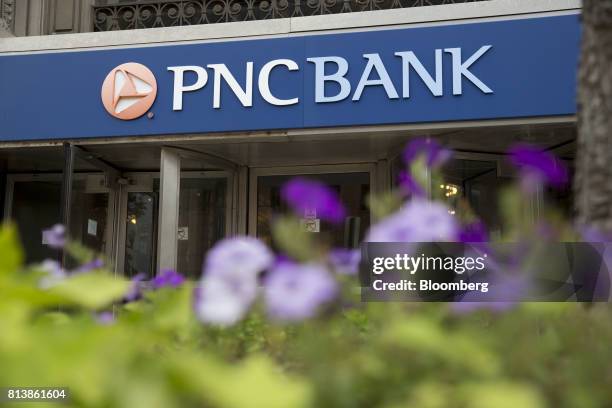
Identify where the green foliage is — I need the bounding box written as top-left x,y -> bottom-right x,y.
48,272 -> 130,310
367,191 -> 403,221
2,165 -> 612,408
272,216 -> 326,262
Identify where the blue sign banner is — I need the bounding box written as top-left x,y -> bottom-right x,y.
0,15 -> 580,141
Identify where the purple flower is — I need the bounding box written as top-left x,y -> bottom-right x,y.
397,170 -> 426,198
508,144 -> 568,189
203,236 -> 274,280
38,259 -> 66,289
124,273 -> 146,302
459,221 -> 489,243
281,178 -> 346,224
403,138 -> 452,168
328,248 -> 361,275
72,258 -> 104,274
96,311 -> 115,325
366,199 -> 458,242
42,224 -> 66,249
196,237 -> 273,326
151,269 -> 185,289
264,262 -> 337,321
579,225 -> 612,243
195,274 -> 257,326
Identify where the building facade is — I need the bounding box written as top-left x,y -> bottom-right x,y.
0,0 -> 581,278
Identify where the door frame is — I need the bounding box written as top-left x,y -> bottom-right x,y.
248,163 -> 377,236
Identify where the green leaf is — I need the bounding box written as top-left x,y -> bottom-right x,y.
181,354 -> 311,408
458,382 -> 545,408
49,272 -> 129,309
272,216 -> 324,262
367,191 -> 403,221
0,223 -> 24,276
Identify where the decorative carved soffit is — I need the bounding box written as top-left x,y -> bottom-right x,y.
0,18 -> 13,38
93,0 -> 491,31
0,0 -> 14,37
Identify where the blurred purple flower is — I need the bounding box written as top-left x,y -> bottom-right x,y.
578,225 -> 612,301
42,224 -> 66,249
281,178 -> 346,224
579,225 -> 612,243
265,262 -> 337,321
72,258 -> 104,274
151,269 -> 185,289
195,274 -> 257,326
367,199 -> 458,242
96,311 -> 115,325
397,170 -> 426,198
328,248 -> 361,275
508,144 -> 568,189
124,273 -> 146,302
459,221 -> 489,243
196,237 -> 273,326
38,259 -> 66,289
403,138 -> 452,168
204,236 -> 274,280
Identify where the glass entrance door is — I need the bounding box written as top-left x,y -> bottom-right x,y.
124,191 -> 158,278
119,172 -> 230,279
178,177 -> 228,279
438,157 -> 511,239
250,165 -> 374,249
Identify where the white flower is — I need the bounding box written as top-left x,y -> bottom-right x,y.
195,275 -> 257,327
38,259 -> 66,289
203,236 -> 273,280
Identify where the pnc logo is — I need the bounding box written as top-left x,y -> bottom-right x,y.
101,62 -> 157,120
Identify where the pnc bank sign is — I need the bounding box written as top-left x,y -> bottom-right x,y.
100,46 -> 493,120
1,16 -> 578,141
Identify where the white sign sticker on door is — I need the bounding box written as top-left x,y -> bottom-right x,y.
300,218 -> 320,233
87,219 -> 98,236
178,227 -> 189,240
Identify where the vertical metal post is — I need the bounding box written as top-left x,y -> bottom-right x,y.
60,142 -> 75,265
157,148 -> 180,274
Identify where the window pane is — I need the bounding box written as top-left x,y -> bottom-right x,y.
177,178 -> 226,279
256,172 -> 370,249
11,180 -> 61,263
125,191 -> 158,278
440,159 -> 511,238
69,180 -> 109,262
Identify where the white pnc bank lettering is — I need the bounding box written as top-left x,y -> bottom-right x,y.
168,46 -> 493,110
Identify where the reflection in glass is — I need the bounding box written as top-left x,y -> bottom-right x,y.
440,159 -> 511,238
125,192 -> 157,278
11,180 -> 62,263
68,180 -> 109,268
177,178 -> 226,279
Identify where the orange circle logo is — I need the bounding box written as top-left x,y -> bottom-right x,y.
101,62 -> 157,120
